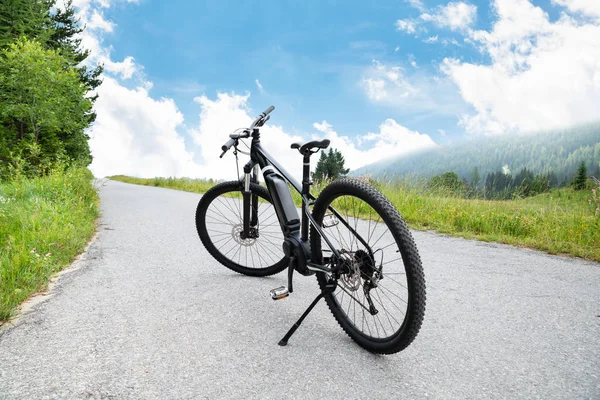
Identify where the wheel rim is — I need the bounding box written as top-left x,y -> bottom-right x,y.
319,194 -> 410,340
204,192 -> 285,270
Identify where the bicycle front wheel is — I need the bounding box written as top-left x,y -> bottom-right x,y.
196,181 -> 288,277
311,179 -> 426,354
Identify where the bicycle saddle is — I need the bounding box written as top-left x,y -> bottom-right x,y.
291,139 -> 330,154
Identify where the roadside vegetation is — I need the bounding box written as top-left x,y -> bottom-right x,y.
110,173 -> 600,262
0,1 -> 101,321
0,167 -> 98,321
110,175 -> 216,194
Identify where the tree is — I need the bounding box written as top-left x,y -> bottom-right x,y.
593,161 -> 600,180
0,0 -> 53,49
484,170 -> 514,199
0,38 -> 92,176
48,0 -> 103,121
573,161 -> 587,190
470,166 -> 481,188
428,171 -> 466,195
313,148 -> 350,182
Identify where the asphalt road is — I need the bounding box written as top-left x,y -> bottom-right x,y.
1,180 -> 599,399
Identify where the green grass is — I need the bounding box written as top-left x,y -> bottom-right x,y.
110,175 -> 600,262
378,181 -> 599,261
0,167 -> 99,321
110,175 -> 215,194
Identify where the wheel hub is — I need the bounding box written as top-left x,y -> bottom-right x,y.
338,252 -> 361,292
232,224 -> 257,246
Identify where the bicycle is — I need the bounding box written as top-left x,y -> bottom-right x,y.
195,106 -> 426,354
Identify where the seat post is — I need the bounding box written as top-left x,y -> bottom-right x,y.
301,152 -> 311,241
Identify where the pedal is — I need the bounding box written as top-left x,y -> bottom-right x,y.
270,286 -> 290,300
322,213 -> 339,228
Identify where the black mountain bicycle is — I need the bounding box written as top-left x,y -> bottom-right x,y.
195,106 -> 426,354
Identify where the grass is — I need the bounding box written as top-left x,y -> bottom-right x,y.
110,175 -> 600,262
110,175 -> 215,194
0,167 -> 99,321
378,181 -> 599,261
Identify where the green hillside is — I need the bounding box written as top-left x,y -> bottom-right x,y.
356,123 -> 600,184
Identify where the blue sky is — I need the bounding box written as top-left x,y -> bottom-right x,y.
72,0 -> 600,179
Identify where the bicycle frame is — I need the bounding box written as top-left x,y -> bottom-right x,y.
239,128 -> 371,275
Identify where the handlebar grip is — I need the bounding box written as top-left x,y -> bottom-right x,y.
221,138 -> 236,152
262,105 -> 275,116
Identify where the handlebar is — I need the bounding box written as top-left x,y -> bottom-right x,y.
250,105 -> 275,129
221,138 -> 236,152
220,105 -> 275,158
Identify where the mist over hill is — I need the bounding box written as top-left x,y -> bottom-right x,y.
353,123 -> 600,184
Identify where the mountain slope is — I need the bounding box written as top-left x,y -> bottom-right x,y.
354,123 -> 600,183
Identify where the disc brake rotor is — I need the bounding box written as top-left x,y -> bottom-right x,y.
232,224 -> 256,246
339,253 -> 361,292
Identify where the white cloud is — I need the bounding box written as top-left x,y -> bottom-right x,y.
89,77 -> 204,178
396,19 -> 417,34
188,93 -> 436,178
86,9 -> 115,31
189,93 -> 305,181
255,79 -> 264,92
361,60 -> 467,115
363,78 -> 388,101
71,0 -> 205,178
313,120 -> 436,170
552,0 -> 600,20
424,35 -> 439,43
104,55 -> 137,79
362,60 -> 416,101
442,0 -> 600,134
408,54 -> 418,68
70,0 -> 139,9
420,2 -> 477,30
68,0 -> 142,81
404,0 -> 426,12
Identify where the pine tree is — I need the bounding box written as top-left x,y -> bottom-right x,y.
313,151 -> 328,182
593,162 -> 600,180
573,161 -> 587,190
313,148 -> 349,182
48,0 -> 103,122
0,0 -> 53,49
470,166 -> 481,188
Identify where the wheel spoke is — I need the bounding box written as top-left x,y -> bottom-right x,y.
199,184 -> 285,273
315,193 -> 417,342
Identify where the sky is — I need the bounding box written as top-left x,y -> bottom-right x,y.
64,0 -> 600,180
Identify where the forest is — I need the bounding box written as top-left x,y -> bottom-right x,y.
356,123 -> 600,193
0,0 -> 99,179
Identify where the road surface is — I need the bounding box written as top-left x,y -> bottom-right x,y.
1,180 -> 599,399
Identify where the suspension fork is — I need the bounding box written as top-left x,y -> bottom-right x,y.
251,164 -> 259,227
242,161 -> 260,238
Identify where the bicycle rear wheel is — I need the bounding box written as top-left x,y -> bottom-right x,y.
196,181 -> 288,277
311,179 -> 426,354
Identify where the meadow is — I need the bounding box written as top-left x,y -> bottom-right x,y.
111,175 -> 600,262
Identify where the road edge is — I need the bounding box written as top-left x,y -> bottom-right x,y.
0,230 -> 100,335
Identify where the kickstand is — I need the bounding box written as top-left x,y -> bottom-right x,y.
278,281 -> 335,347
